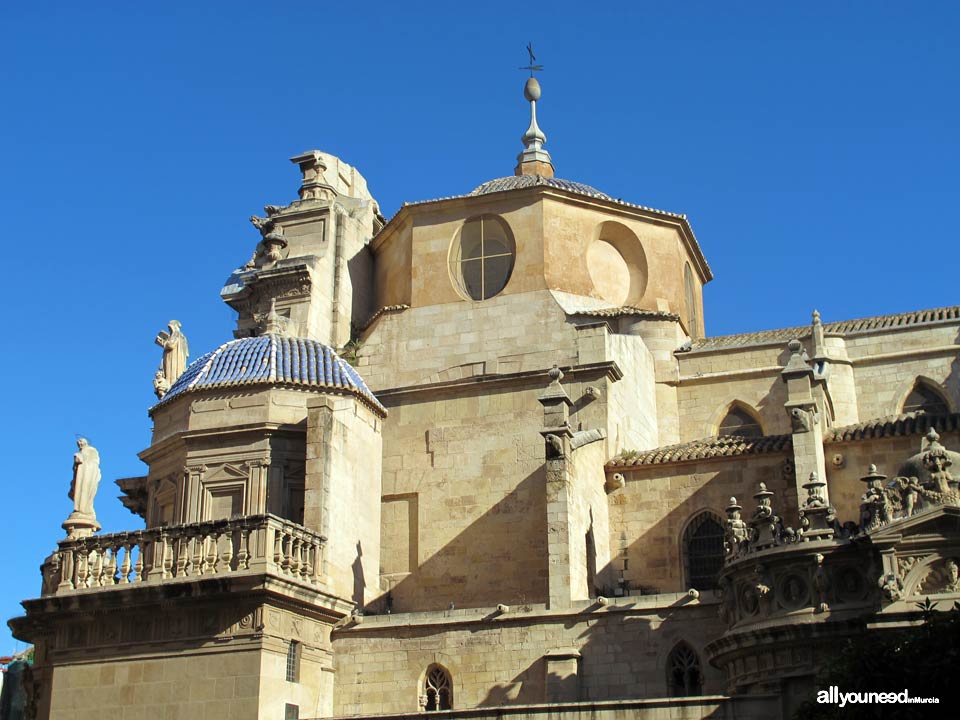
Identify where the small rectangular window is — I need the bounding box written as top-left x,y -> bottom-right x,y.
286,640 -> 300,683
284,703 -> 300,720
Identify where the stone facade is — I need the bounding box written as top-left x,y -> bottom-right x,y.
9,89 -> 960,720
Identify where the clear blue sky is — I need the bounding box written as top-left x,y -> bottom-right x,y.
2,1 -> 958,652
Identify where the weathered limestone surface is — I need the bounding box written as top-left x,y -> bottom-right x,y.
332,599 -> 726,715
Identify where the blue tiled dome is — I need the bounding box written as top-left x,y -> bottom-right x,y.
469,175 -> 611,199
154,335 -> 385,415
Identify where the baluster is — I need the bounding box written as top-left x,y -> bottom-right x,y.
289,535 -> 300,576
134,539 -> 145,582
273,527 -> 283,566
208,530 -> 220,574
238,526 -> 251,571
281,531 -> 293,574
92,541 -> 105,587
57,547 -> 75,592
303,538 -> 314,580
76,541 -> 89,588
194,528 -> 207,576
175,530 -> 189,577
106,543 -> 119,585
119,542 -> 132,583
222,524 -> 235,572
160,532 -> 173,579
141,530 -> 163,582
297,535 -> 307,579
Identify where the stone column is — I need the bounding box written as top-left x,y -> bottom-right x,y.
781,340 -> 829,505
539,366 -> 575,610
245,458 -> 271,515
181,464 -> 207,523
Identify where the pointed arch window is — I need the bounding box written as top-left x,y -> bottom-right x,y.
683,513 -> 724,591
667,642 -> 703,697
902,380 -> 950,416
423,665 -> 452,711
717,404 -> 763,438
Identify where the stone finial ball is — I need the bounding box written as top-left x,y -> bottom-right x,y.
788,339 -> 802,353
524,77 -> 541,102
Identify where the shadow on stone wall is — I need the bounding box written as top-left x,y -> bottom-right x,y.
376,468 -> 548,614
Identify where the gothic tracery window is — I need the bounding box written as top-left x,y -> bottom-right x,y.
667,642 -> 703,697
683,513 -> 724,591
423,665 -> 452,711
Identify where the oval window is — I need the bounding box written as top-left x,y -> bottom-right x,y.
449,215 -> 515,301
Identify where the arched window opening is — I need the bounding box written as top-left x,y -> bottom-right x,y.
718,405 -> 763,438
902,381 -> 950,416
667,642 -> 703,697
449,215 -> 515,301
423,665 -> 452,711
684,263 -> 699,338
683,513 -> 724,591
285,640 -> 300,683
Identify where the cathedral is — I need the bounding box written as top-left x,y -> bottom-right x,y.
8,74 -> 960,720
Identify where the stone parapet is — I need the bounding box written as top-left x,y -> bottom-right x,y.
44,513 -> 326,596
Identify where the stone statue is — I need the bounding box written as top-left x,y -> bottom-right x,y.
879,573 -> 903,603
155,320 -> 189,386
859,465 -> 893,532
890,475 -> 922,517
921,429 -> 955,497
945,558 -> 960,593
724,497 -> 749,557
69,438 -> 101,517
749,483 -> 781,549
153,370 -> 170,399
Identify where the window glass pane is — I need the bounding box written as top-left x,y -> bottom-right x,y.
482,254 -> 512,299
460,220 -> 483,260
687,518 -> 724,590
461,259 -> 483,300
453,215 -> 515,301
482,230 -> 510,257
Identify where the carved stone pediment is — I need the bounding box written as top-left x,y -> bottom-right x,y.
204,463 -> 250,483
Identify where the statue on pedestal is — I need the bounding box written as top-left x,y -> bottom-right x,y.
154,320 -> 189,389
64,438 -> 102,538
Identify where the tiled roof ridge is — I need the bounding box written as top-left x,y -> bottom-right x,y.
607,433 -> 792,468
570,307 -> 681,321
826,411 -> 960,443
382,176 -> 688,227
357,304 -> 411,332
686,304 -> 960,353
822,305 -> 960,334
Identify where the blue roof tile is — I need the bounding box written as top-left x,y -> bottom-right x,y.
153,335 -> 385,415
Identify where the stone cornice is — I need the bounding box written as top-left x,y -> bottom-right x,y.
375,361 -> 623,403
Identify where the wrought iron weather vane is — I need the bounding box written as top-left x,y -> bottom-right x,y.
519,43 -> 543,77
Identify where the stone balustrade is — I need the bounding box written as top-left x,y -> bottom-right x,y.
46,514 -> 325,596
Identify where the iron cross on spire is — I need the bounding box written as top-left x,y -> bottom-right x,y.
519,43 -> 543,77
